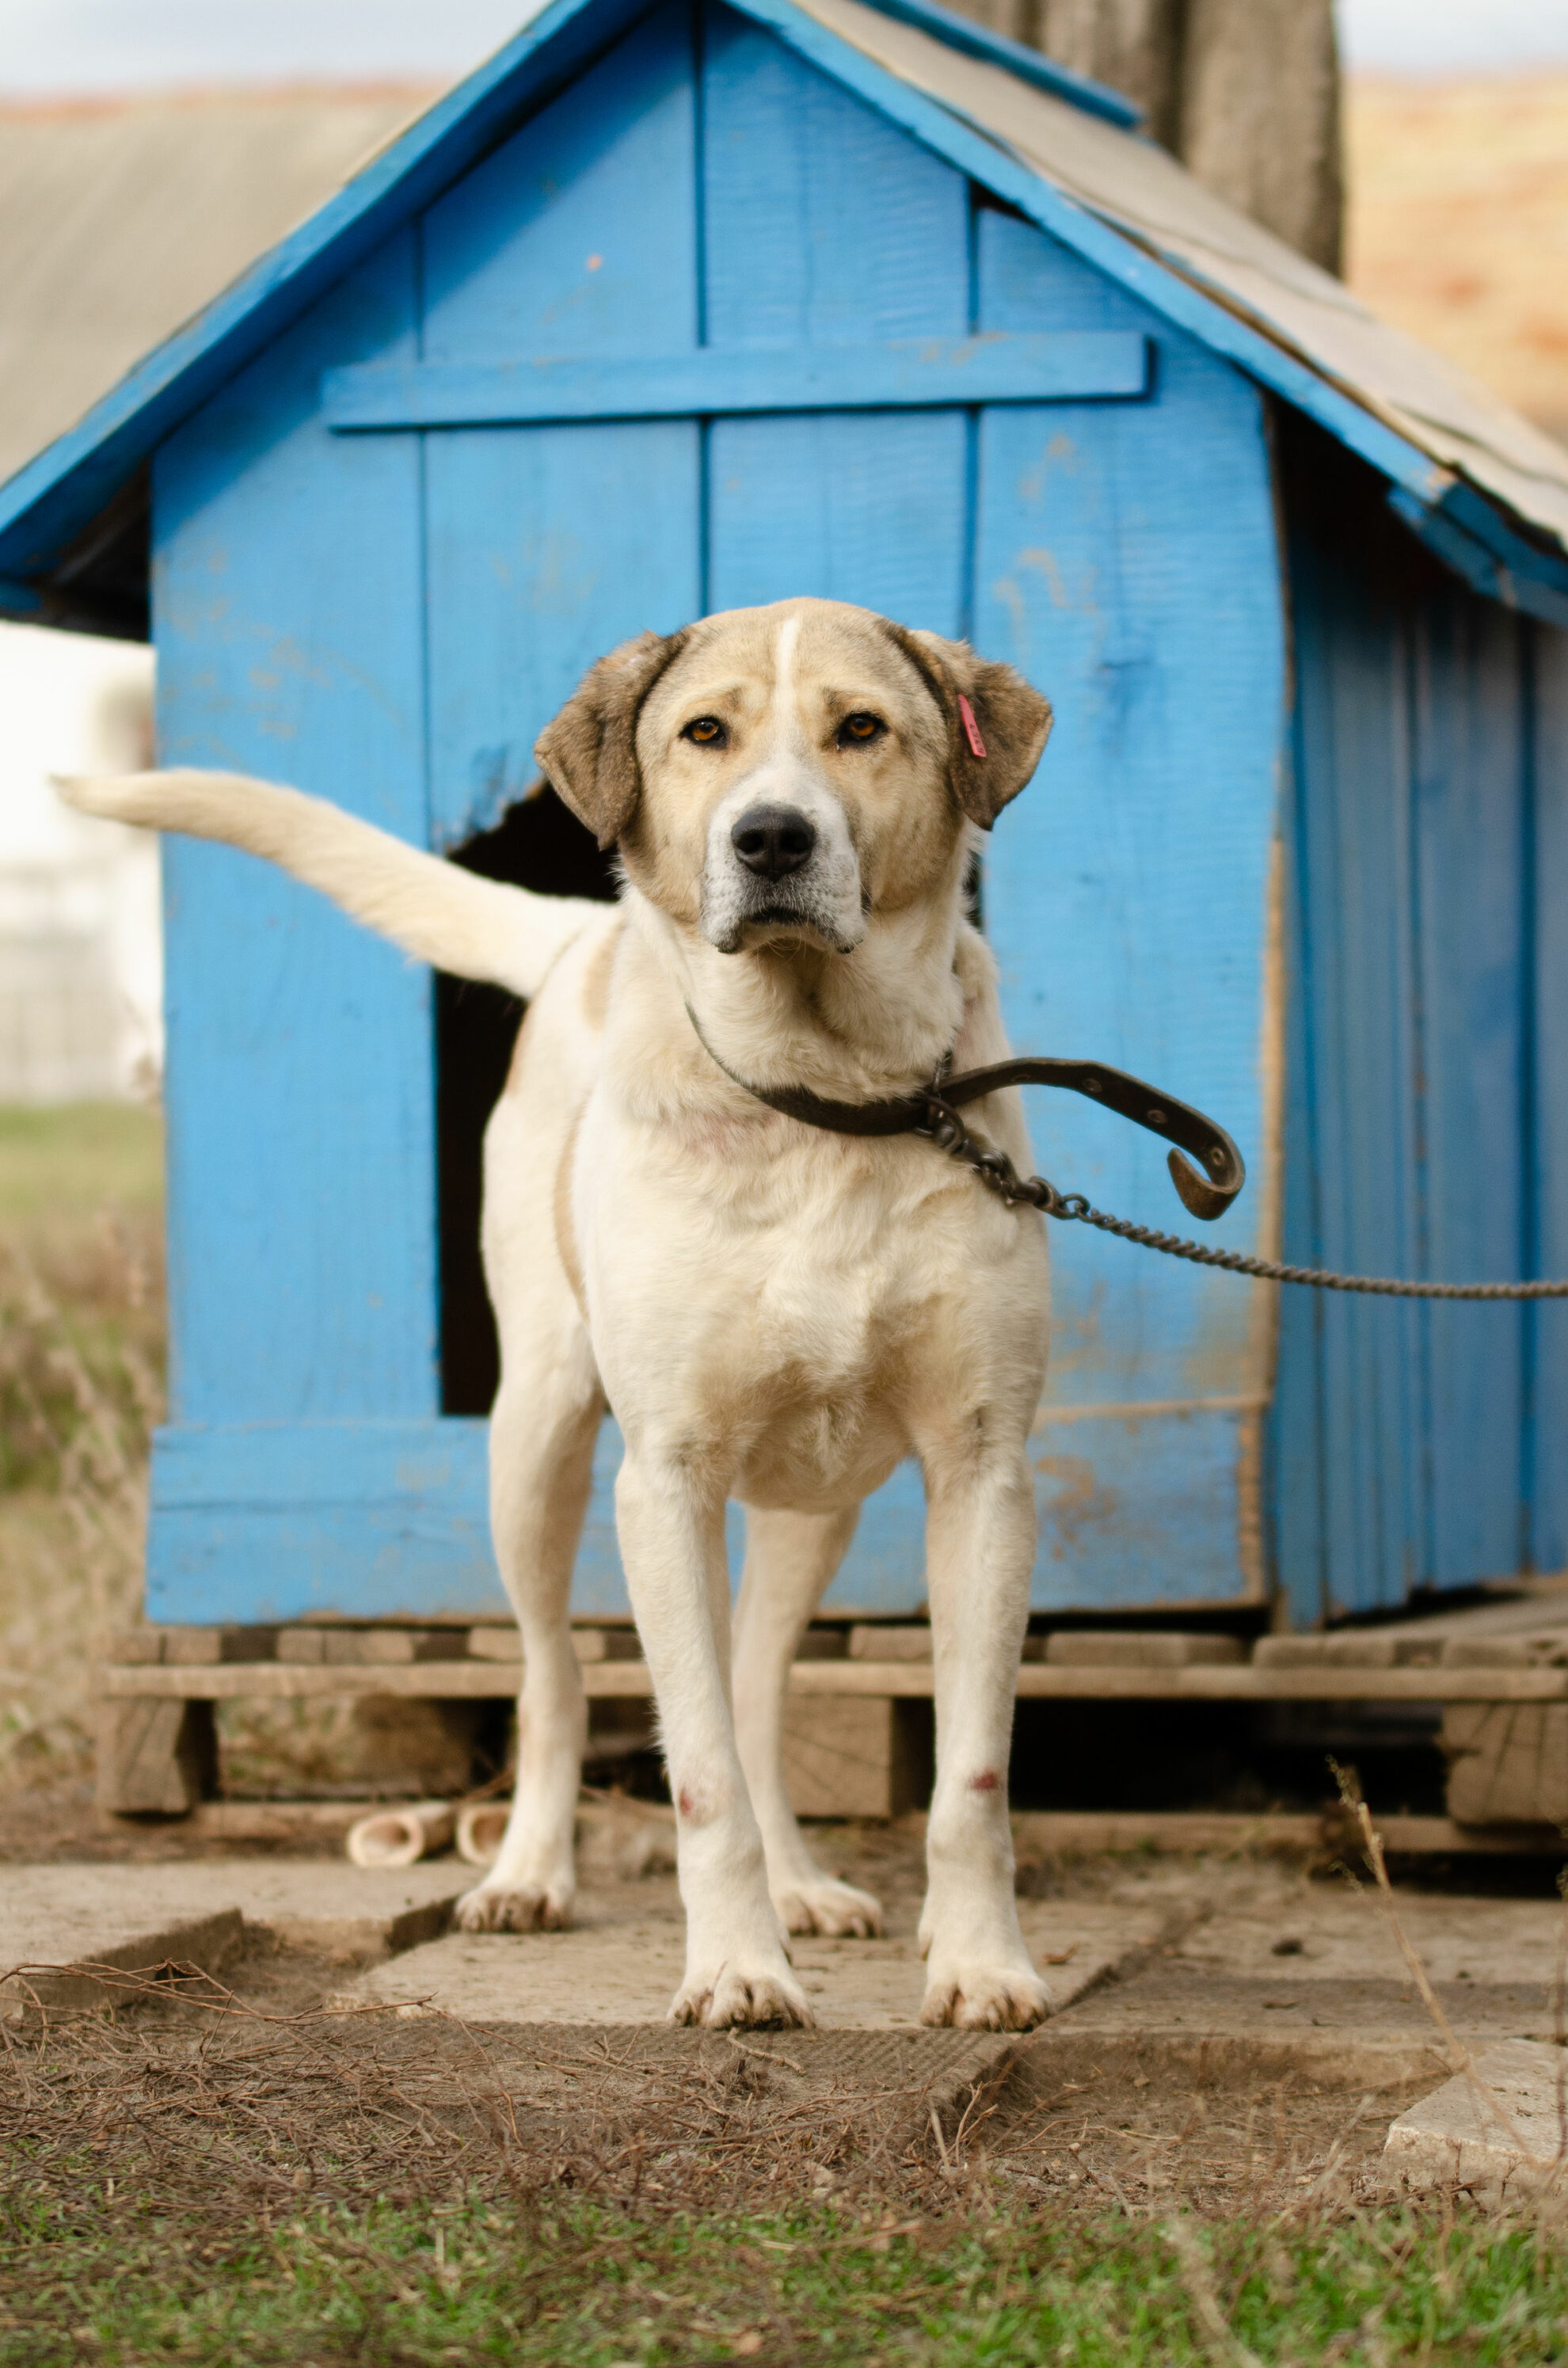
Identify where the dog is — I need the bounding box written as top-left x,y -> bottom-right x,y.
63,596 -> 1055,2031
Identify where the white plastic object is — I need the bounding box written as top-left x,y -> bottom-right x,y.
345,1799 -> 455,1868
455,1802 -> 510,1866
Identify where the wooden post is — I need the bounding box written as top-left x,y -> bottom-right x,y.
1037,0 -> 1187,148
97,1697 -> 217,1816
1177,0 -> 1342,273
942,0 -> 1342,272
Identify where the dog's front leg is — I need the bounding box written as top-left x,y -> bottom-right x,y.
615,1454 -> 813,2029
917,1435 -> 1050,2031
732,1506 -> 883,1937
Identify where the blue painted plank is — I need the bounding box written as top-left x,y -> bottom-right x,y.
707,0 -> 1454,508
1410,588 -> 1529,1586
703,6 -> 970,623
973,210 -> 1282,1468
1026,1407 -> 1254,1609
1277,441 -> 1547,1616
1283,505 -> 1424,1615
1436,485 -> 1568,624
704,9 -> 971,352
420,2 -> 697,365
1531,621 -> 1568,1571
325,333 -> 1151,427
147,1421 -> 503,1623
153,230 -> 440,1434
421,2 -> 703,844
144,1417 -> 875,1623
426,426 -> 702,842
1269,797 -> 1330,1630
147,1402 -> 1252,1623
708,409 -> 971,622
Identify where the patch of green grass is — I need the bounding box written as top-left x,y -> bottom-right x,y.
0,1102 -> 162,1226
3,2191 -> 1568,2366
0,1101 -> 165,1778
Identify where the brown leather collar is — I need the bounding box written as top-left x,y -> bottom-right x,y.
684,1006 -> 1246,1222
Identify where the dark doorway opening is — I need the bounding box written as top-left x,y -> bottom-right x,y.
437,786 -> 618,1414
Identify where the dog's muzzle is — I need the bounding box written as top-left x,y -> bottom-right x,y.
701,785 -> 864,956
730,803 -> 816,881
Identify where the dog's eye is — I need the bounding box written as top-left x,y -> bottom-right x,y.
683,716 -> 727,748
838,712 -> 885,747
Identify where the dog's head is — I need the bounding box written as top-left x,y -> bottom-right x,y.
534,598 -> 1051,957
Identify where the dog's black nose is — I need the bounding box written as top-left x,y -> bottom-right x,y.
731,803 -> 816,881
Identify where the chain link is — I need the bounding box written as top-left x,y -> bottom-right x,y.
914,1095 -> 1568,1301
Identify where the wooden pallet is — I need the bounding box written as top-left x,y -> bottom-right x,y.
98,1605 -> 1568,1822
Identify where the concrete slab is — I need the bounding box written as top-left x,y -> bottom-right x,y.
995,1866 -> 1568,2086
1381,2039 -> 1568,2202
341,1883 -> 1173,2027
1170,1887 -> 1568,1987
2,1858 -> 462,2015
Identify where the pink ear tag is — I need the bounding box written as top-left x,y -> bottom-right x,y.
957,695 -> 987,759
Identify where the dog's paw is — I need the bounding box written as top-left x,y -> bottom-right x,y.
919,1961 -> 1050,2032
669,1960 -> 816,2030
455,1879 -> 573,1933
772,1877 -> 884,1938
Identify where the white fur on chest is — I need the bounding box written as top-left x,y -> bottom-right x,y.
575,1075 -> 1045,1506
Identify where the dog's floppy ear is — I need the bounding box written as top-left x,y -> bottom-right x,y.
886,626 -> 1052,831
534,627 -> 689,849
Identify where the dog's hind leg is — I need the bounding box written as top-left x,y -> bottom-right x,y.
731,1507 -> 884,1938
455,1324 -> 603,1935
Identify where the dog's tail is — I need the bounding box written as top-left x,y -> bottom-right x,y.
56,768 -> 600,1002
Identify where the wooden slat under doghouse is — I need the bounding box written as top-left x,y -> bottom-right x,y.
99,1597 -> 1568,1823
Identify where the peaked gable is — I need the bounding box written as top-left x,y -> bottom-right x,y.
1,0 -> 1565,633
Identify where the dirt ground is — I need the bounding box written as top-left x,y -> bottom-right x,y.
0,1928 -> 1424,2233
10,1810 -> 1551,2229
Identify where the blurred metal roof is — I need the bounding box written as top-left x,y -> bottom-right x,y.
0,85 -> 433,489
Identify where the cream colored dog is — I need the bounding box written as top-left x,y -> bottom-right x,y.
63,596 -> 1055,2031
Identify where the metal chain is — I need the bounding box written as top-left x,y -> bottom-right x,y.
914,1097 -> 1568,1301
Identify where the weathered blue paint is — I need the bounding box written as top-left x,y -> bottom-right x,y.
325,334 -> 1151,428
1532,625 -> 1568,1573
148,1422 -> 497,1621
154,231 -> 440,1427
974,203 -> 1284,1605
423,0 -> 703,847
139,5 -> 1290,1623
0,0 -> 1545,1631
1271,420 -> 1566,1621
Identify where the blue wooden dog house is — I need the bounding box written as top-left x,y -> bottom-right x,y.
3,0 -> 1567,1633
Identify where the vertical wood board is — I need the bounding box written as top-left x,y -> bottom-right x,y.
1285,505 -> 1423,1613
1531,623 -> 1568,1572
1410,592 -> 1528,1586
970,204 -> 1282,1606
1274,417 -> 1541,1619
422,2 -> 703,845
702,3 -> 970,625
154,231 -> 438,1431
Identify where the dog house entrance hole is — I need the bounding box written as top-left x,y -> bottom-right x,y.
437,786 -> 618,1414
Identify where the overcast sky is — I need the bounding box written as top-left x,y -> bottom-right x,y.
1,0 -> 1566,96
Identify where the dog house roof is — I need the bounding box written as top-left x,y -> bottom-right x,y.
2,0 -> 1566,633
